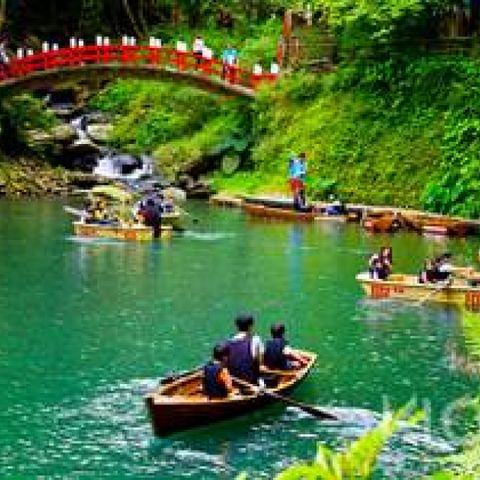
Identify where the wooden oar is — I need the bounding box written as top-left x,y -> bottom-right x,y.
159,366 -> 202,385
415,279 -> 452,306
231,375 -> 338,421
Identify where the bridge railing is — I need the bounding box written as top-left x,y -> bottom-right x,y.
0,43 -> 279,91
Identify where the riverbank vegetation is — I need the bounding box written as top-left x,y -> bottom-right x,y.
2,1 -> 480,217
1,1 -> 480,478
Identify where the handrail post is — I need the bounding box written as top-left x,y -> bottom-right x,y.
175,41 -> 187,71
102,37 -> 111,64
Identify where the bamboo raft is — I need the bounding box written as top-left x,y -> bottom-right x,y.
356,272 -> 480,310
73,221 -> 172,241
145,349 -> 317,436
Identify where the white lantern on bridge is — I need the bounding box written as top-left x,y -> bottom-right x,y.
129,37 -> 136,46
69,37 -> 77,48
78,39 -> 84,48
103,37 -> 110,46
202,47 -> 213,60
52,43 -> 59,51
253,63 -> 263,75
155,38 -> 162,48
27,48 -> 34,56
96,35 -> 103,46
176,41 -> 187,53
42,42 -> 49,53
16,48 -> 24,59
270,62 -> 280,75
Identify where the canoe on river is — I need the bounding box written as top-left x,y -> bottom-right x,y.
243,203 -> 351,223
362,211 -> 404,233
73,221 -> 172,241
356,272 -> 480,310
402,213 -> 475,237
243,203 -> 316,221
145,349 -> 317,436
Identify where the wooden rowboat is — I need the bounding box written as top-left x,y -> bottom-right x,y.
243,203 -> 316,222
402,213 -> 474,237
243,203 -> 350,223
73,221 -> 172,241
145,349 -> 317,436
362,211 -> 404,233
356,272 -> 480,310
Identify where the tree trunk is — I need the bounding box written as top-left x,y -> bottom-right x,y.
122,0 -> 143,37
0,0 -> 6,31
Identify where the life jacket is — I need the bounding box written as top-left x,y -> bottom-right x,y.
227,336 -> 257,383
203,362 -> 228,398
264,338 -> 288,370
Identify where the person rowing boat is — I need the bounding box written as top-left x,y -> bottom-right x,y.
264,323 -> 308,370
145,348 -> 333,436
227,313 -> 264,385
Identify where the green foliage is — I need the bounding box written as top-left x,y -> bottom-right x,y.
420,59 -> 480,218
0,94 -> 57,155
91,79 -> 253,178
90,79 -> 220,153
309,178 -> 338,200
215,55 -> 480,218
274,406 -> 421,480
151,17 -> 281,69
237,62 -> 444,205
322,0 -> 458,51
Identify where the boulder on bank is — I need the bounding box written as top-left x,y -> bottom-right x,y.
67,138 -> 102,155
25,129 -> 54,147
52,124 -> 77,144
87,123 -> 113,143
163,186 -> 187,203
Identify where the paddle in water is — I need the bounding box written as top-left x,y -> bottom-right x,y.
231,375 -> 338,421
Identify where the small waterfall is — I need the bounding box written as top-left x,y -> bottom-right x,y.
93,152 -> 154,180
70,115 -> 89,141
67,112 -> 155,182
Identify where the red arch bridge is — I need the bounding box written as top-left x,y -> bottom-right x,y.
0,40 -> 279,97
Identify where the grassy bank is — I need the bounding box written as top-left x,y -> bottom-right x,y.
215,55 -> 480,218
90,54 -> 480,219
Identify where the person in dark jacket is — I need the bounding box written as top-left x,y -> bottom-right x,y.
264,323 -> 308,370
203,343 -> 234,399
227,313 -> 264,385
139,198 -> 162,238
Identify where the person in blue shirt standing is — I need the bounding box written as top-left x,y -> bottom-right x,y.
221,44 -> 238,80
289,152 -> 309,211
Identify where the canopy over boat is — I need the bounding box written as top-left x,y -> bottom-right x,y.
145,349 -> 317,436
90,184 -> 133,203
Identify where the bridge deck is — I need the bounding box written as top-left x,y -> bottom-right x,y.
0,44 -> 278,97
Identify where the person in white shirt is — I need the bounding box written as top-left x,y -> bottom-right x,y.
227,313 -> 264,384
192,35 -> 204,65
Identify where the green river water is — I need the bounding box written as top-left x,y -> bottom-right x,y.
1,199 -> 480,479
